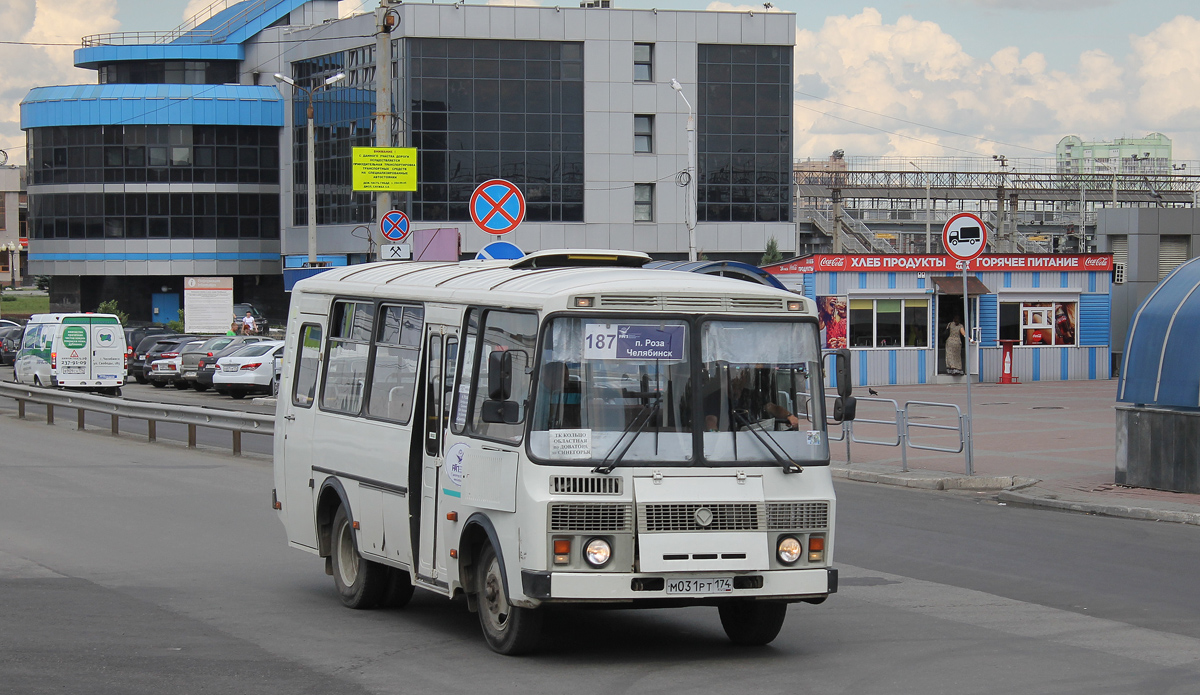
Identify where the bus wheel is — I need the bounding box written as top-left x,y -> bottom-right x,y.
383,567 -> 415,608
718,600 -> 787,646
475,544 -> 542,655
330,505 -> 388,610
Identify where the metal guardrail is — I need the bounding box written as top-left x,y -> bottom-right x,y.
827,394 -> 968,474
0,382 -> 273,455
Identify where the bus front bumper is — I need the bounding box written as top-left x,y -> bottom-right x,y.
522,567 -> 837,604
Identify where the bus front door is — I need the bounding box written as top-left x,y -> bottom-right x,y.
417,326 -> 457,581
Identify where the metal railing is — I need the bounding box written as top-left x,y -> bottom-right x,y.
0,382 -> 272,455
827,395 -> 968,474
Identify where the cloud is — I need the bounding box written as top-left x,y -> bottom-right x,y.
0,0 -> 120,153
791,8 -> 1165,160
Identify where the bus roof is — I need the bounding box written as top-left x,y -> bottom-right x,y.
293,255 -> 814,316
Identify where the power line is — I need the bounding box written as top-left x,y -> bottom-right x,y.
795,90 -> 1056,156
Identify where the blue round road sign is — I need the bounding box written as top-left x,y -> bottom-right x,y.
476,241 -> 525,260
470,179 -> 525,235
380,210 -> 410,241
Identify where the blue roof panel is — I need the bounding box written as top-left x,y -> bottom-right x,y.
1118,257 -> 1200,408
20,84 -> 284,128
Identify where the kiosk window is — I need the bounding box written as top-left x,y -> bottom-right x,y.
847,298 -> 928,347
367,304 -> 424,424
292,323 -> 322,408
469,310 -> 537,443
321,301 -> 374,415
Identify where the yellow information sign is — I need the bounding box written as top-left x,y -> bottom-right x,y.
352,147 -> 418,191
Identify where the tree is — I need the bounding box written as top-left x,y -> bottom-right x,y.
760,236 -> 784,266
97,299 -> 130,326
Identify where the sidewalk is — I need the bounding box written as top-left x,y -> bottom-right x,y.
828,380 -> 1200,526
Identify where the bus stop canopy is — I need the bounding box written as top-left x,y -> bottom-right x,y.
1118,256 -> 1200,409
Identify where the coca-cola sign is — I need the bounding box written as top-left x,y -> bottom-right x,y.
765,254 -> 1114,274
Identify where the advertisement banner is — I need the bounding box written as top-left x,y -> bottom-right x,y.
184,276 -> 234,334
765,254 -> 1114,274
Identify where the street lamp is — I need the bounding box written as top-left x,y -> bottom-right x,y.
274,71 -> 346,267
670,78 -> 697,262
4,242 -> 15,289
910,161 -> 931,252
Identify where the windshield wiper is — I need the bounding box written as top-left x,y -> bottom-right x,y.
593,396 -> 662,475
731,409 -> 803,474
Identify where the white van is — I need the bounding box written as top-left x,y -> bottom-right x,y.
15,313 -> 127,393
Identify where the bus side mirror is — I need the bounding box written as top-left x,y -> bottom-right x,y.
481,400 -> 521,424
488,350 -> 513,400
834,348 -> 853,399
832,396 -> 857,423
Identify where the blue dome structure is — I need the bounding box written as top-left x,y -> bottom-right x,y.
1118,256 -> 1200,409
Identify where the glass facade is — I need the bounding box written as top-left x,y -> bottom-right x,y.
407,38 -> 584,223
28,192 -> 279,240
97,61 -> 239,85
290,50 -> 376,226
27,125 -> 279,185
697,44 -> 792,223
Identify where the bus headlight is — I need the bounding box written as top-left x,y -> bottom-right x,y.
584,538 -> 612,568
777,536 -> 803,565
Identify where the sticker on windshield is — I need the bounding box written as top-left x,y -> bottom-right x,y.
549,429 -> 592,459
807,430 -> 822,446
583,324 -> 685,361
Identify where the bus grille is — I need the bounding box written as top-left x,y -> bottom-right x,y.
638,503 -> 764,532
766,502 -> 830,530
729,297 -> 786,311
550,476 -> 622,495
549,503 -> 632,532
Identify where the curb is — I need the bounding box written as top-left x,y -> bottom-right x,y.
830,466 -> 1036,491
997,488 -> 1200,527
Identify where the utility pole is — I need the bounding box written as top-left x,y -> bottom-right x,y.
374,2 -> 398,260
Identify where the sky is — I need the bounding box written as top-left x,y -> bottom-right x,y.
3,0 -> 1200,163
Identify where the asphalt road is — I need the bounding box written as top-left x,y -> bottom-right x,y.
1,414 -> 1198,695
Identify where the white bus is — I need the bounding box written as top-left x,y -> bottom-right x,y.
273,250 -> 857,654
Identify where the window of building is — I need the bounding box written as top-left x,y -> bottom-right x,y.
97,61 -> 238,85
1159,236 -> 1190,280
634,44 -> 653,81
292,324 -> 323,408
469,310 -> 537,443
367,304 -> 424,424
405,38 -> 585,224
321,301 -> 374,415
696,44 -> 792,223
634,115 -> 654,153
634,183 -> 654,221
998,302 -> 1076,346
28,191 -> 278,240
847,298 -> 929,348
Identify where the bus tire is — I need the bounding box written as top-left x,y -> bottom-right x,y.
383,567 -> 415,608
330,505 -> 388,610
475,543 -> 542,655
718,600 -> 787,646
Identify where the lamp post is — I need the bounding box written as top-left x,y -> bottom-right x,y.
274,71 -> 346,267
910,161 -> 931,252
670,78 -> 697,261
5,242 -> 16,289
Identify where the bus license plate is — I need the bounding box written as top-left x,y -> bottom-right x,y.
665,577 -> 734,595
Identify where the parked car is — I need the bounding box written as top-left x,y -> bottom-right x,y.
124,325 -> 172,379
193,336 -> 269,391
148,339 -> 205,389
233,303 -> 270,335
130,334 -> 185,383
213,341 -> 284,399
0,325 -> 22,366
139,336 -> 197,386
0,319 -> 20,329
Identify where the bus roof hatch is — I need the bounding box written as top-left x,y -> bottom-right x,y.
509,249 -> 651,269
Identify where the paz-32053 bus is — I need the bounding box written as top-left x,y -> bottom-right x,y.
273,250 -> 857,654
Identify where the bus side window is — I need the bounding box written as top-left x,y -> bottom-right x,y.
443,337 -> 458,426
366,304 -> 423,424
451,310 -> 478,435
468,310 -> 537,443
321,301 -> 374,415
292,323 -> 322,408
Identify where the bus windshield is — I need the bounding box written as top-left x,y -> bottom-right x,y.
528,316 -> 829,466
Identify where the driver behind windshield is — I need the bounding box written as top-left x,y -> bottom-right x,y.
701,364 -> 800,432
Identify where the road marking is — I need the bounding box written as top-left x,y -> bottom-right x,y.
0,550 -> 66,579
838,564 -> 1200,668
